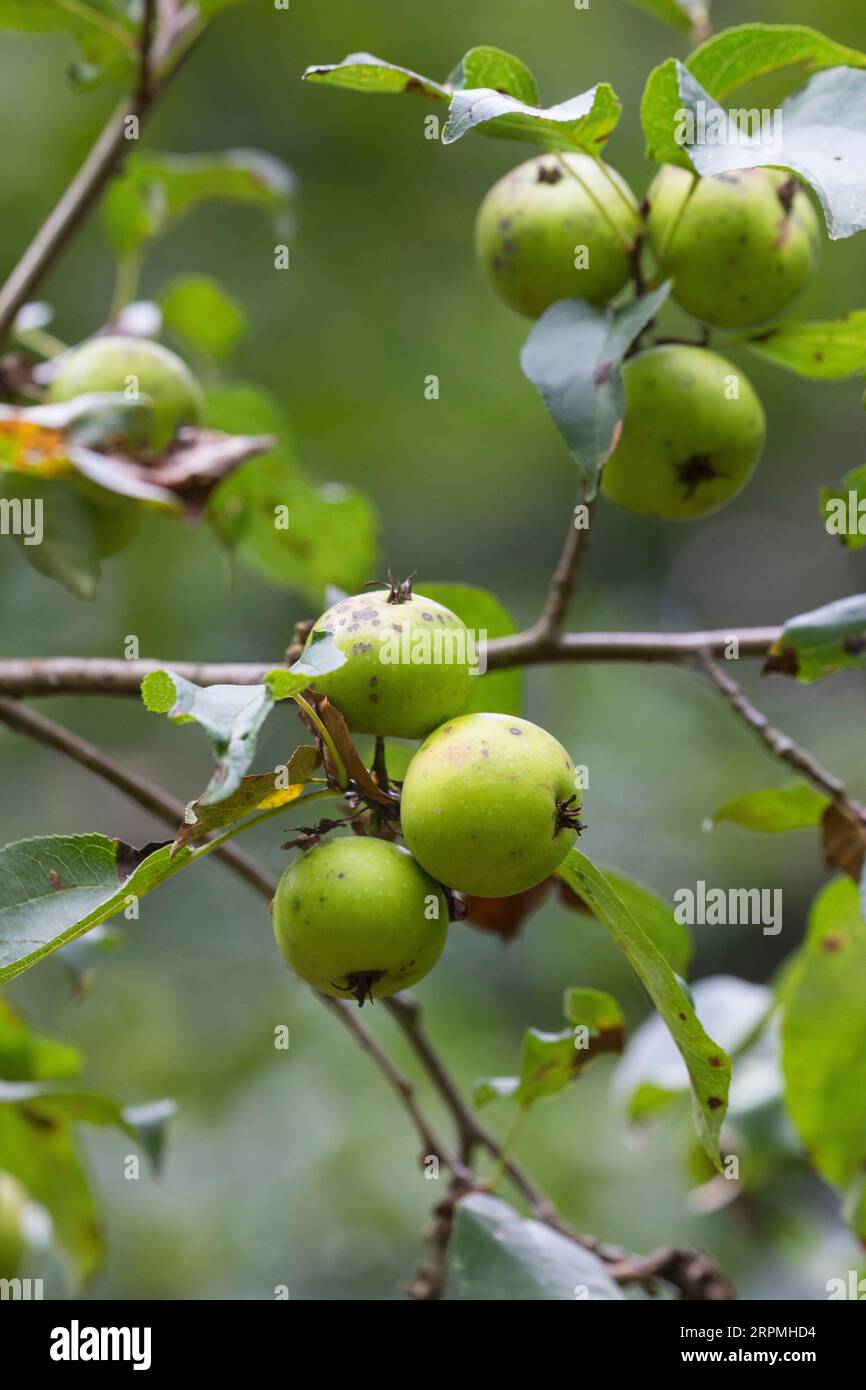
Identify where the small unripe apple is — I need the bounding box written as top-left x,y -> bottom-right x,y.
48,336 -> 204,450
0,1171 -> 27,1281
307,585 -> 474,739
272,837 -> 448,1003
400,712 -> 582,898
475,153 -> 640,318
647,166 -> 820,329
601,345 -> 765,520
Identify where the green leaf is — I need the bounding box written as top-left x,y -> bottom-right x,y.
160,275 -> 246,361
764,595 -> 866,680
641,24 -> 866,171
0,1090 -> 102,1285
302,52 -> 448,100
448,47 -> 538,105
520,284 -> 671,498
0,0 -> 135,87
142,671 -> 277,804
206,385 -> 379,605
476,991 -> 624,1113
420,582 -> 523,717
443,82 -> 621,153
0,1078 -> 174,1285
658,63 -> 866,239
821,465 -> 866,551
0,996 -> 80,1082
710,781 -> 829,833
626,0 -> 708,32
615,976 -> 770,1122
0,835 -> 199,983
557,850 -> 730,1166
688,23 -> 866,98
102,149 -> 296,258
781,878 -> 866,1226
567,862 -> 693,975
744,313 -> 866,380
0,476 -> 101,600
448,1192 -> 624,1300
280,631 -> 347,685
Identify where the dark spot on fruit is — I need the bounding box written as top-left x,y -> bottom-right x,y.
536,164 -> 563,185
352,641 -> 373,654
821,933 -> 845,952
676,454 -> 726,499
707,1097 -> 723,1110
509,727 -> 522,736
370,693 -> 379,703
369,675 -> 378,686
678,1012 -> 687,1021
499,217 -> 512,230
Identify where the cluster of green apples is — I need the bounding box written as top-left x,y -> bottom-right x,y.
476,154 -> 822,520
272,588 -> 581,1004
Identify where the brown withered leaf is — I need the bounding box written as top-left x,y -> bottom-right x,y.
143,426 -> 276,517
464,877 -> 554,943
821,802 -> 866,882
171,745 -> 319,856
297,692 -> 393,806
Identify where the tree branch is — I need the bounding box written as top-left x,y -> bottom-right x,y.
0,694 -> 274,896
698,655 -> 866,827
0,627 -> 781,697
528,489 -> 596,647
0,2 -> 201,342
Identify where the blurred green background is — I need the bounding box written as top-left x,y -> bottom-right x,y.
2,0 -> 866,1299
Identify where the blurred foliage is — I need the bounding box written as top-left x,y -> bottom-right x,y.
2,0 -> 866,1299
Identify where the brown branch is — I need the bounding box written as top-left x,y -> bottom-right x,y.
0,695 -> 274,897
0,628 -> 782,696
698,655 -> 866,827
0,2 -> 201,343
528,489 -> 596,647
384,993 -> 731,1300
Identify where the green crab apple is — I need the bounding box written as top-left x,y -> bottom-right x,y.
647,166 -> 820,329
272,837 -> 448,1004
601,345 -> 765,520
306,578 -> 475,740
399,712 -> 583,898
0,1171 -> 26,1281
475,153 -> 640,319
48,336 -> 204,450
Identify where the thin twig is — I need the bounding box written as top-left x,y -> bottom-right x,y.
0,629 -> 782,697
0,4 -> 201,342
0,695 -> 274,896
698,654 -> 866,827
529,489 -> 596,646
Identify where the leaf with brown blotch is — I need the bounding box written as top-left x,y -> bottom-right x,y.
821,803 -> 866,882
171,746 -> 319,856
464,878 -> 554,942
0,398 -> 274,517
